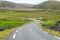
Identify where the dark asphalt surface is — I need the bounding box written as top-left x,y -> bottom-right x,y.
9,20 -> 60,40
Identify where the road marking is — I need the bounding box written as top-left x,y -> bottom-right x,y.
16,30 -> 19,32
54,36 -> 60,39
44,32 -> 48,34
13,34 -> 16,39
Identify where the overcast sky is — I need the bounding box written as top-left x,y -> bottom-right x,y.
1,0 -> 60,4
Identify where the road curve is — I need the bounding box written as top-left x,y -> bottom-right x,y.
9,20 -> 60,40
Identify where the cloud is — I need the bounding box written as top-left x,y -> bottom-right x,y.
57,0 -> 60,1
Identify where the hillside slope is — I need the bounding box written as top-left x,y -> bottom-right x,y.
0,1 -> 34,10
33,1 -> 60,10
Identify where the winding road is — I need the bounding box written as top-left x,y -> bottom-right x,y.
9,20 -> 60,40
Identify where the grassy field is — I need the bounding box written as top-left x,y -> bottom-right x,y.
0,10 -> 60,20
40,20 -> 57,27
0,10 -> 60,29
0,18 -> 25,28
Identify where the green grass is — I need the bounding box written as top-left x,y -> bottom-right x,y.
0,17 -> 26,28
0,19 -> 25,28
0,29 -> 15,40
39,24 -> 60,37
40,20 -> 57,26
0,10 -> 60,21
0,10 -> 60,29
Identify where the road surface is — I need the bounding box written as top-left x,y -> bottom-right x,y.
9,20 -> 60,40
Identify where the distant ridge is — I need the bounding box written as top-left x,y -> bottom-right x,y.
0,1 -> 60,10
0,1 -> 34,10
33,1 -> 60,10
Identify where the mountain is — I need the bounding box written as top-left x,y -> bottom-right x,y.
0,1 -> 34,10
33,1 -> 60,10
1,1 -> 60,10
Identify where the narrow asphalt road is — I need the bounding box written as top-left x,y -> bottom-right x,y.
9,20 -> 60,40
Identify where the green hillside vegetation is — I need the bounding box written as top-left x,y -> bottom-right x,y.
0,10 -> 60,20
34,1 -> 60,10
0,18 -> 25,28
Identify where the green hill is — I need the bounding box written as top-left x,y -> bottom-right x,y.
33,1 -> 60,10
0,1 -> 16,8
0,1 -> 34,10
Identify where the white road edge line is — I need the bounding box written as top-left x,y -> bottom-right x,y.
54,36 -> 60,39
16,30 -> 19,32
44,32 -> 48,34
13,34 -> 16,39
40,29 -> 60,39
